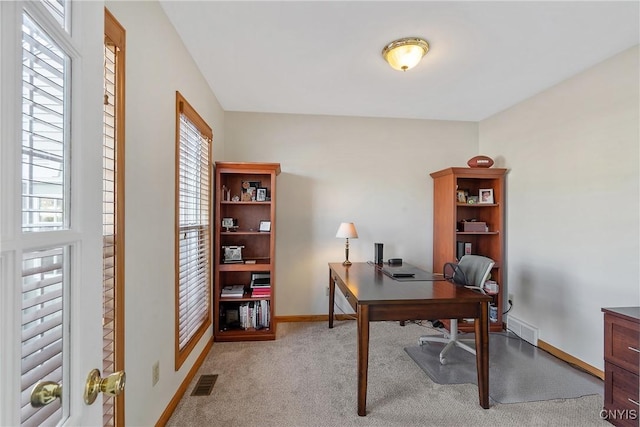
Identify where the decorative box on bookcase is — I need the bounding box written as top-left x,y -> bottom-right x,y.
214,162 -> 280,342
431,167 -> 508,333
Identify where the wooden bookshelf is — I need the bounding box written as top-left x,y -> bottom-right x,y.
214,162 -> 280,341
431,167 -> 508,332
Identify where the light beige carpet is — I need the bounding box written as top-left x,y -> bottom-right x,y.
167,321 -> 608,426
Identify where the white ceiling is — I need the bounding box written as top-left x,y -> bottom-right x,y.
159,1 -> 639,122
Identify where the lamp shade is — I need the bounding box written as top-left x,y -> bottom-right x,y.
336,222 -> 358,239
382,37 -> 429,71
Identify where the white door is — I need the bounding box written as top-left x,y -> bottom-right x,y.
1,1 -> 110,426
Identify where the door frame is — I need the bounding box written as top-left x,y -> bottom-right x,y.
103,7 -> 127,426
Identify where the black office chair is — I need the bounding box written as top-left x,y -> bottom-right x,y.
418,254 -> 495,364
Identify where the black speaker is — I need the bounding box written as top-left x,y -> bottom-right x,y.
374,243 -> 384,265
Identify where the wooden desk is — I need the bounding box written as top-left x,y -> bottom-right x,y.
328,262 -> 492,416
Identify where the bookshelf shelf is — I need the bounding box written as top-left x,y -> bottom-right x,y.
219,296 -> 272,303
456,203 -> 499,207
220,201 -> 271,205
214,162 -> 280,342
456,231 -> 500,235
218,263 -> 271,272
216,328 -> 274,339
221,231 -> 271,235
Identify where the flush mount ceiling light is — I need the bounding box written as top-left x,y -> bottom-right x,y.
381,37 -> 429,71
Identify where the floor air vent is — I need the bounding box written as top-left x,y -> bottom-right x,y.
191,374 -> 218,396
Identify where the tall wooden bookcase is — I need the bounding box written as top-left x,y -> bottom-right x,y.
431,167 -> 508,332
214,162 -> 280,341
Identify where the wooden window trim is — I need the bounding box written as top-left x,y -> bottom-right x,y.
174,91 -> 212,370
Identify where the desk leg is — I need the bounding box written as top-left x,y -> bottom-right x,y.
328,270 -> 335,329
357,304 -> 370,416
474,301 -> 490,409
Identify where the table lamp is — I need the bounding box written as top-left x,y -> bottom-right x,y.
336,222 -> 358,265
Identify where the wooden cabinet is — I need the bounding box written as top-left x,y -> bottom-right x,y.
431,167 -> 507,332
214,162 -> 280,342
602,307 -> 640,427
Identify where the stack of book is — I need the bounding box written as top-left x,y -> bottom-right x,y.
250,272 -> 270,299
251,287 -> 270,298
221,285 -> 245,298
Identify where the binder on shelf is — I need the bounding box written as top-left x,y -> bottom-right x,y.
456,241 -> 465,261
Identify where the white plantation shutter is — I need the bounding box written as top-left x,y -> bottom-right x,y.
21,247 -> 67,427
175,94 -> 212,367
21,12 -> 69,232
18,9 -> 71,427
39,0 -> 67,30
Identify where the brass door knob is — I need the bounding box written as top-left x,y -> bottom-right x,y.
84,369 -> 126,405
30,381 -> 62,407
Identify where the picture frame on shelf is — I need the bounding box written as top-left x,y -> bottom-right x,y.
222,217 -> 238,231
479,188 -> 494,204
241,180 -> 261,202
241,188 -> 254,202
223,245 -> 244,263
456,189 -> 467,203
467,196 -> 479,204
256,187 -> 267,202
259,220 -> 271,232
464,242 -> 472,255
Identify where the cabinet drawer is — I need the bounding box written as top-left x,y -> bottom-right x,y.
604,362 -> 640,427
605,314 -> 640,375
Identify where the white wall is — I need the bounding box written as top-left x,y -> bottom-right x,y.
479,46 -> 640,370
105,1 -> 225,425
224,113 -> 477,315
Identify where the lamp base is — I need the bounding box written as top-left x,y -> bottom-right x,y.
342,242 -> 352,266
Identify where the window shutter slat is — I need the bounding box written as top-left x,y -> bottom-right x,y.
21,399 -> 61,427
22,337 -> 63,374
21,313 -> 62,342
